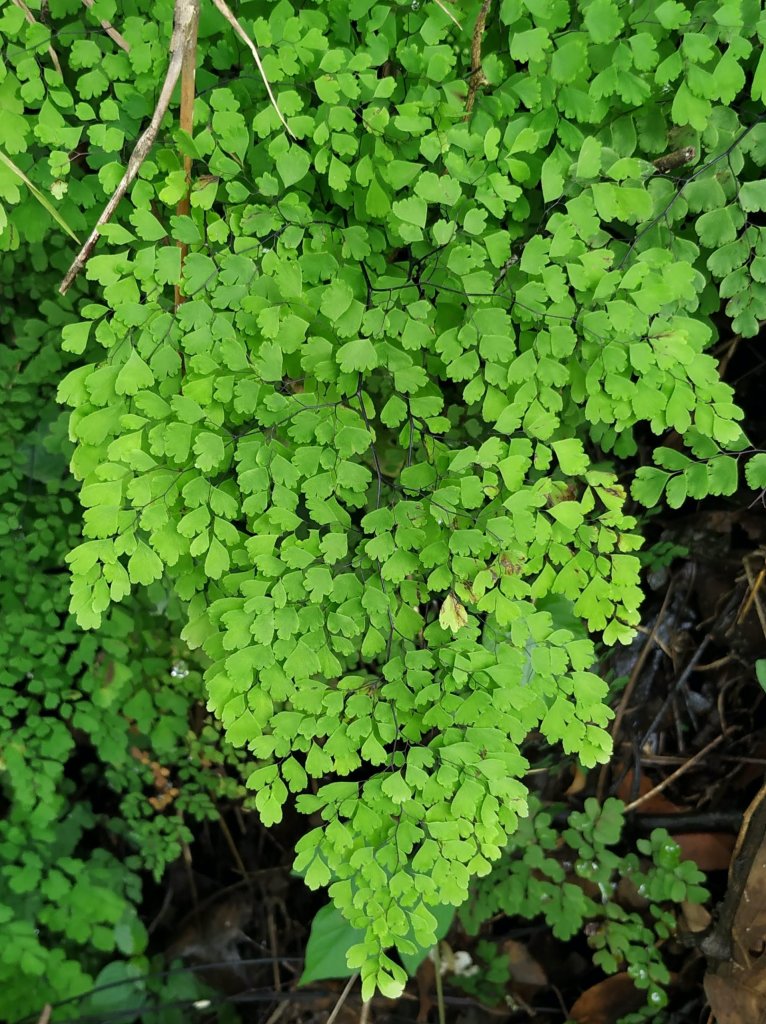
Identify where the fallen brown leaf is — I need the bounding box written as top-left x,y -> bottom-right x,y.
731,851 -> 766,955
675,831 -> 734,872
705,958 -> 766,1024
704,783 -> 766,1024
569,973 -> 645,1024
504,939 -> 547,994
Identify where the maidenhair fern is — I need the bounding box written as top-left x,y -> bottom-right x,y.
2,0 -> 765,1000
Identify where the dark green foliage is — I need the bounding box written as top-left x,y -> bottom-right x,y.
0,264 -> 245,1015
460,798 -> 707,1019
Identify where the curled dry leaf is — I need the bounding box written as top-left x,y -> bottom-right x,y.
680,899 -> 711,934
566,765 -> 588,796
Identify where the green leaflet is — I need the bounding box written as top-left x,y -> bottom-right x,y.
1,0 -> 761,1002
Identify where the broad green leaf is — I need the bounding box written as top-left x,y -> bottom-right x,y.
299,904 -> 362,985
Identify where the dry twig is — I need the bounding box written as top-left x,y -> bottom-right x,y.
209,0 -> 294,137
35,1005 -> 52,1024
433,0 -> 463,30
632,585 -> 741,754
262,1002 -> 289,1024
59,0 -> 200,294
622,733 -> 726,814
11,0 -> 62,74
597,583 -> 675,801
717,334 -> 741,377
82,0 -> 131,52
326,973 -> 359,1024
175,0 -> 200,307
267,903 -> 282,992
737,556 -> 766,637
464,0 -> 491,117
0,147 -> 80,242
60,0 -> 291,293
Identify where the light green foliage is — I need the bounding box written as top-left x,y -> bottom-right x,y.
0,0 -> 763,1002
461,797 -> 708,1019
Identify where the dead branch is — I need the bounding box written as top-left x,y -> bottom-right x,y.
653,146 -> 696,173
60,0 -> 294,292
326,973 -> 360,1024
59,0 -> 199,294
82,0 -> 131,52
622,733 -> 726,814
433,0 -> 463,30
464,0 -> 491,117
209,0 -> 294,137
596,581 -> 675,802
175,0 -> 200,308
11,0 -> 62,75
700,781 -> 766,962
737,556 -> 766,637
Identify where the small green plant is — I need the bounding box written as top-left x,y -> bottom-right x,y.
452,939 -> 512,1007
639,538 -> 689,573
461,797 -> 708,1019
70,956 -> 235,1024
